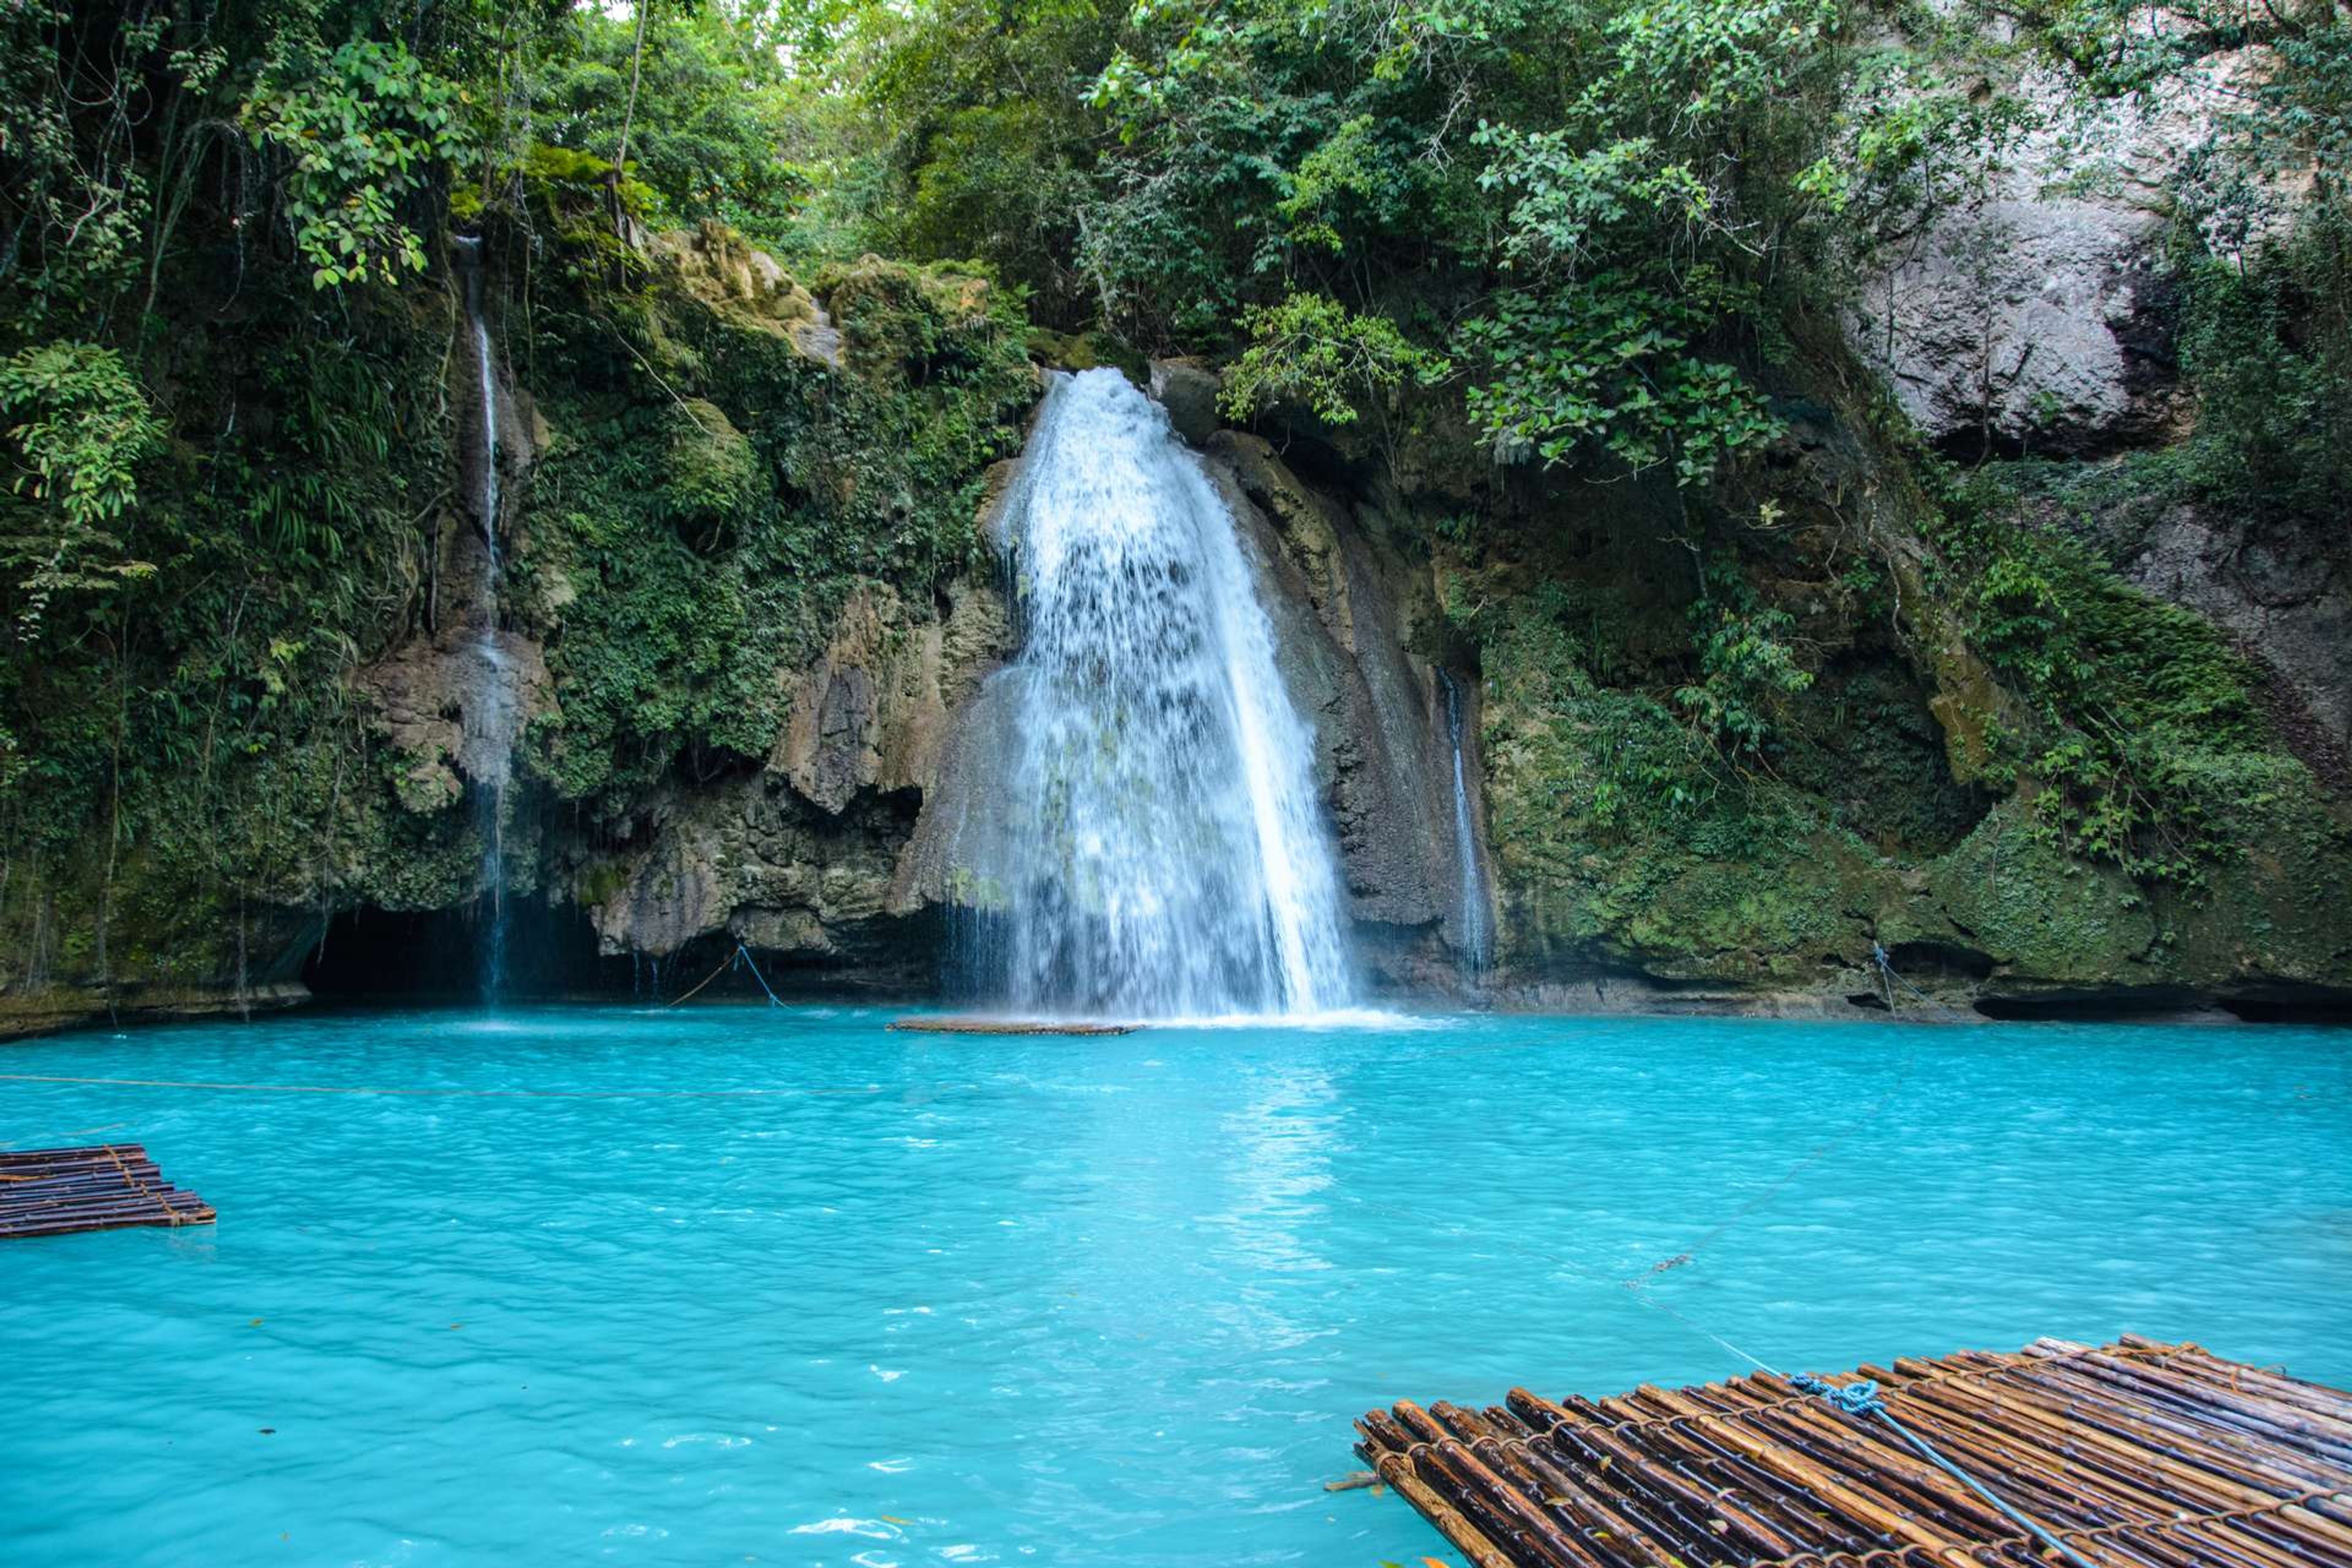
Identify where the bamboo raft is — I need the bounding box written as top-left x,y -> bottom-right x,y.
1357,1335 -> 2352,1568
0,1144 -> 216,1239
888,1017 -> 1139,1036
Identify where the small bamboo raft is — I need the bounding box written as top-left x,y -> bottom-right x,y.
1357,1335 -> 2352,1568
0,1144 -> 216,1240
888,1017 -> 1140,1036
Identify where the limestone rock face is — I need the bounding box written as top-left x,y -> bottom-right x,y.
360,525 -> 552,819
1847,48 -> 2274,451
775,581 -> 1009,815
2096,500 -> 2352,774
575,576 -> 1014,978
1204,432 -> 1466,944
650,221 -> 842,366
580,771 -> 926,982
1149,357 -> 1224,444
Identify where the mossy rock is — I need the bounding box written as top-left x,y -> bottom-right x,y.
394,755 -> 463,815
663,399 -> 761,530
1918,799 -> 2157,984
1024,327 -> 1148,386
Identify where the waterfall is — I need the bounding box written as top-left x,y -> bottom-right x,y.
458,239 -> 500,558
1438,669 -> 1493,977
452,235 -> 518,1002
981,369 -> 1353,1018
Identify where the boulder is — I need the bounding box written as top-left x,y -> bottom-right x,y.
1847,47 -> 2277,453
1149,357 -> 1224,445
650,221 -> 840,367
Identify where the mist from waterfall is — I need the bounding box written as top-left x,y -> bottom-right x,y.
1438,669 -> 1492,977
452,235 -> 518,1003
981,369 -> 1353,1018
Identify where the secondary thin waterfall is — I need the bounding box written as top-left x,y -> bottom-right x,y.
986,369 -> 1352,1017
453,235 -> 517,1001
1438,669 -> 1492,976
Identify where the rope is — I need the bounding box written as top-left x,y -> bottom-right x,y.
660,949 -> 736,1009
0,1071 -> 906,1101
1872,941 -> 1974,1022
654,944 -> 790,1006
1749,1485 -> 2339,1568
1377,1344 -> 2173,1472
659,942 -> 784,1009
0,1120 -> 130,1151
1584,1344 -> 2165,1437
1353,944 -> 2118,1565
1630,948 -> 1933,1284
1790,1372 -> 2101,1568
1621,982 -> 2097,1568
735,943 -> 785,1008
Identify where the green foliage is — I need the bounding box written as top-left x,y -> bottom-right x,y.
840,0 -> 1118,314
1792,47 -> 2035,252
1222,293 -> 1450,426
0,1 -> 165,328
902,102 -> 1091,297
2171,223 -> 2352,520
1589,0 -> 1841,118
0,344 -> 160,533
1491,581 -> 1731,834
1477,572 -> 1874,977
1675,575 -> 1814,758
1940,476 -> 2283,886
523,250 -> 1034,815
662,401 -> 763,540
1461,270 -> 1779,480
0,0 -> 2340,1003
1052,0 -> 1844,476
528,7 -> 815,246
243,39 -> 465,289
516,144 -> 662,232
1276,115 -> 1429,252
0,342 -> 165,635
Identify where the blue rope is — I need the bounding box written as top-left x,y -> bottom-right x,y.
1791,1373 -> 2099,1568
1871,940 -> 1973,1020
734,943 -> 785,1008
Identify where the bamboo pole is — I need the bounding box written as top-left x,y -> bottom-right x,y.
1359,1340 -> 2352,1568
0,1144 -> 214,1240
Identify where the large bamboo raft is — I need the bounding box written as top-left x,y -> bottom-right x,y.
0,1144 -> 216,1239
1357,1335 -> 2352,1567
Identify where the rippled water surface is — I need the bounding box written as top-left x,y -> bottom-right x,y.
4,1006 -> 2348,1566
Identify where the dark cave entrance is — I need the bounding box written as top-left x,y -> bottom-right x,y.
301,898 -> 624,1001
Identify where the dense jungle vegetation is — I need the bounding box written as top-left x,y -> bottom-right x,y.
2,0 -> 2346,1006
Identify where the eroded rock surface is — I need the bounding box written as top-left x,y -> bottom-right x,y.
1847,48 -> 2274,453
575,575 -> 1014,976
651,221 -> 843,366
2108,504 -> 2352,772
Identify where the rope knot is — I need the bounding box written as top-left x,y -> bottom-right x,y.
1795,1371 -> 1887,1418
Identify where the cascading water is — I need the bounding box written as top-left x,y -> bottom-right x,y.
981,369 -> 1353,1018
451,236 -> 519,1001
1438,669 -> 1493,977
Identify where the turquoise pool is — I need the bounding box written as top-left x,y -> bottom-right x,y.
3,1007 -> 2347,1565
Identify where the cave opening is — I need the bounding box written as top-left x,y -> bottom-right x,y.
301,898 -> 623,1001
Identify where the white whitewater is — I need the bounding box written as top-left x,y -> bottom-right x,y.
452,235 -> 517,1001
1438,669 -> 1492,976
987,369 -> 1353,1017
